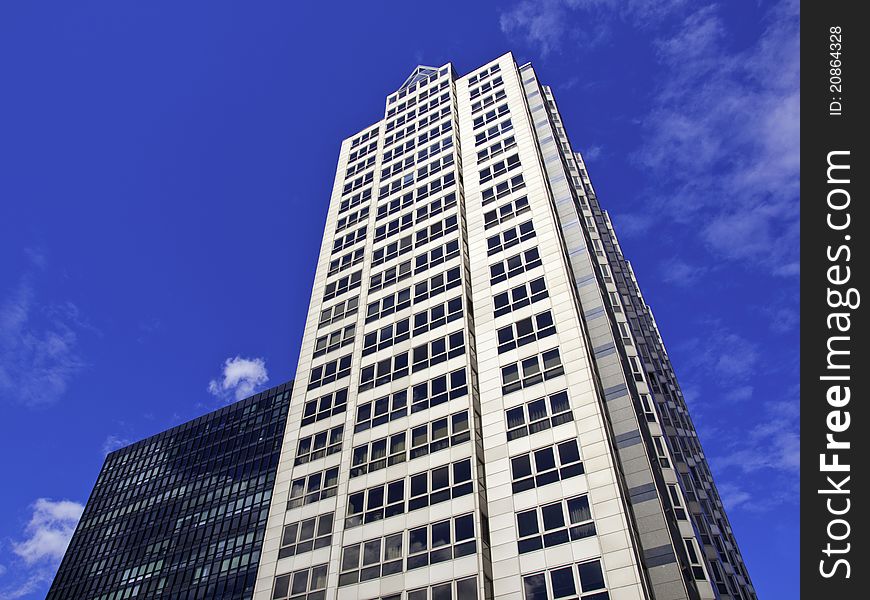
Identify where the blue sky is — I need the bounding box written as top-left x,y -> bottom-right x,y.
0,1 -> 798,598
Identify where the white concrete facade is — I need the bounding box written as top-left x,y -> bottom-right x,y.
252,53 -> 756,600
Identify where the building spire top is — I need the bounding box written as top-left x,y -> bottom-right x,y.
398,65 -> 439,91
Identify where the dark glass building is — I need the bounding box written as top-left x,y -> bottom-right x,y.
47,380 -> 293,600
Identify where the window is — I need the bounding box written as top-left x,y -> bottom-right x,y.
412,295 -> 464,336
487,220 -> 536,255
414,214 -> 459,246
505,390 -> 572,441
668,484 -> 687,520
362,318 -> 411,357
366,287 -> 412,323
474,119 -> 513,147
479,153 -> 521,184
490,247 -> 542,285
683,538 -> 707,580
628,356 -> 645,382
328,248 -> 364,276
372,214 -> 460,268
411,330 -> 466,371
339,188 -> 371,215
510,439 -> 584,493
411,191 -> 458,223
376,191 -> 415,221
639,393 -> 657,422
467,63 -> 501,86
417,172 -> 456,202
407,514 -> 477,570
307,354 -> 352,390
295,425 -> 343,465
653,436 -> 671,468
484,196 -> 530,229
473,104 -> 509,129
400,576 -> 478,600
301,388 -> 348,426
345,479 -> 406,528
522,559 -> 608,600
350,432 -> 407,477
355,389 -> 409,432
481,173 -> 526,206
313,324 -> 355,358
344,457 -> 473,529
323,270 -> 362,301
368,259 -> 413,293
477,134 -> 517,164
358,353 -> 409,392
272,564 -> 327,600
496,310 -> 556,353
335,206 -> 369,233
278,513 -> 334,559
342,172 -> 374,196
318,296 -> 359,328
339,533 -> 404,586
416,153 -> 455,181
411,368 -> 468,412
345,155 -> 375,177
516,495 -> 595,553
287,467 -> 339,508
469,74 -> 504,100
471,88 -> 507,114
413,239 -> 461,275
493,277 -> 548,318
409,457 -> 473,511
501,348 -> 564,394
413,265 -> 462,303
348,140 -> 377,163
409,410 -> 470,459
374,213 -> 414,244
618,321 -> 633,345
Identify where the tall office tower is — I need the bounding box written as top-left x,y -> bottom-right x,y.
47,380 -> 293,600
253,53 -> 755,600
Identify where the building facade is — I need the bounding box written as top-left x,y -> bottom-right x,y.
47,381 -> 293,600
252,53 -> 756,600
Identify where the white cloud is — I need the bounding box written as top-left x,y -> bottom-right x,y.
677,322 -> 759,385
717,482 -> 752,511
101,435 -> 131,456
500,0 -> 799,276
499,0 -> 687,56
208,356 -> 269,402
11,499 -> 83,566
0,280 -> 86,408
659,258 -> 708,287
634,0 -> 800,275
581,145 -> 603,161
0,570 -> 54,600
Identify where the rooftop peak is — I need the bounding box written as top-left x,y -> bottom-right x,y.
398,65 -> 439,92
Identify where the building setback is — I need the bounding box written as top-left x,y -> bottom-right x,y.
47,381 -> 293,600
252,53 -> 756,600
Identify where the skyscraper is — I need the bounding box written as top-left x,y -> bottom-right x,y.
252,53 -> 756,600
47,380 -> 293,600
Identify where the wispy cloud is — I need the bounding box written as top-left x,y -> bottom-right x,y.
499,0 -> 799,277
677,322 -> 759,386
635,0 -> 800,276
0,279 -> 87,408
659,257 -> 709,287
101,435 -> 131,456
208,356 -> 269,402
0,570 -> 54,600
499,0 -> 686,56
11,499 -> 83,565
